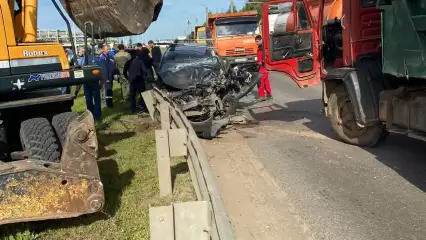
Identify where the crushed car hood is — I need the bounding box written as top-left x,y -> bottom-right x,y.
158,58 -> 222,90
60,0 -> 163,38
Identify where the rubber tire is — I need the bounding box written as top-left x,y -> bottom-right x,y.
52,112 -> 78,148
20,118 -> 61,162
328,85 -> 388,147
221,93 -> 237,119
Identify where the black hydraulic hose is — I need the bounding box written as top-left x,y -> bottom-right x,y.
235,72 -> 262,100
84,22 -> 96,65
51,0 -> 77,65
84,23 -> 88,65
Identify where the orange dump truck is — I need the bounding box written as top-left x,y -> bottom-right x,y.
208,11 -> 259,69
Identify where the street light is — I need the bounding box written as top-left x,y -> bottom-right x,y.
200,4 -> 210,40
201,4 -> 209,24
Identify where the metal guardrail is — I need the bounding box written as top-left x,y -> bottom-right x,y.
143,88 -> 235,240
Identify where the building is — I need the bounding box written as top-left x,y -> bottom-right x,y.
37,29 -> 119,45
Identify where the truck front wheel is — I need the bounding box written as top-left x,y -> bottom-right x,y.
328,85 -> 388,147
20,118 -> 61,162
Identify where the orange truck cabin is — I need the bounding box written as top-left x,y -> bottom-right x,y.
208,11 -> 259,69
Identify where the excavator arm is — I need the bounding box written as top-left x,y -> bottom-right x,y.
0,0 -> 163,227
60,0 -> 163,38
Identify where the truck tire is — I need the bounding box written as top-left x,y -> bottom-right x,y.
20,118 -> 61,162
52,112 -> 78,147
215,94 -> 236,120
328,85 -> 388,147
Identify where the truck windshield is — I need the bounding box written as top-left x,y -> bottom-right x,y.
197,31 -> 206,39
216,23 -> 258,37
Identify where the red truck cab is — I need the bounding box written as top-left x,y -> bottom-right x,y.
261,0 -> 426,147
260,0 -> 381,88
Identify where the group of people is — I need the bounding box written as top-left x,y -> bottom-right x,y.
65,35 -> 270,122
69,40 -> 162,122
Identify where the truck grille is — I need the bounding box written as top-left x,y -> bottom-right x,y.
225,48 -> 255,56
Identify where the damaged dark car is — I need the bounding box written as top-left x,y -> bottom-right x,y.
155,43 -> 260,138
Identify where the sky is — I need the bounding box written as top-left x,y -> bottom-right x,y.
38,0 -> 247,41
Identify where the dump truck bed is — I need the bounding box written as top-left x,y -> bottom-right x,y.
208,11 -> 258,21
60,0 -> 163,38
379,1 -> 426,79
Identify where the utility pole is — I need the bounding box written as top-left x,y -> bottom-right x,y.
72,23 -> 77,51
230,0 -> 234,13
204,5 -> 209,25
201,4 -> 211,42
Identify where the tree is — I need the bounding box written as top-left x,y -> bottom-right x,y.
186,31 -> 195,42
227,4 -> 237,13
239,0 -> 270,19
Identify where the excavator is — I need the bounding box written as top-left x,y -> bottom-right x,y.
261,0 -> 426,147
0,0 -> 162,225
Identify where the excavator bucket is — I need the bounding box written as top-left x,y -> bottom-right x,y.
59,0 -> 163,38
0,111 -> 104,225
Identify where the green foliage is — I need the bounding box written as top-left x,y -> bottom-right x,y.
240,0 -> 271,19
227,4 -> 238,13
4,230 -> 39,240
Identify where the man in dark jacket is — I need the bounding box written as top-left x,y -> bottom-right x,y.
123,50 -> 147,114
148,40 -> 162,72
138,47 -> 155,89
99,45 -> 116,108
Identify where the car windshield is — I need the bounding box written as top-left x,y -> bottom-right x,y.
216,22 -> 258,37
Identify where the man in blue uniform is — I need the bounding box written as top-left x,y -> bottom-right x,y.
99,45 -> 116,108
75,47 -> 102,121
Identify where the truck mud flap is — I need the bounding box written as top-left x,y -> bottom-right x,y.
0,111 -> 104,225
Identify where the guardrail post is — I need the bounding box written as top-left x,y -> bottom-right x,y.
155,130 -> 172,197
160,102 -> 171,130
142,90 -> 155,119
149,201 -> 211,240
149,88 -> 235,240
149,204 -> 174,240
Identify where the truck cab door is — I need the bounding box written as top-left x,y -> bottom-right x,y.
262,0 -> 320,88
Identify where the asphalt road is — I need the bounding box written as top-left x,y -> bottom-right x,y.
236,72 -> 426,240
